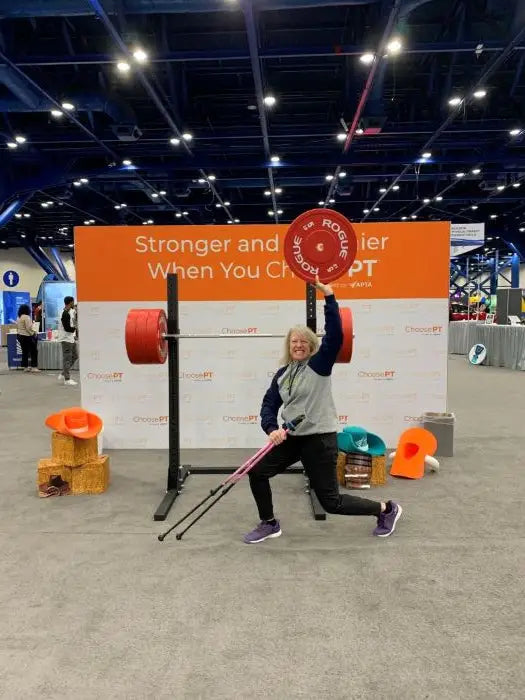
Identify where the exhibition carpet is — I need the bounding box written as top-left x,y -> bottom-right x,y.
0,355 -> 522,699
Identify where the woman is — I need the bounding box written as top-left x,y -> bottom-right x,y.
16,304 -> 40,372
243,275 -> 402,544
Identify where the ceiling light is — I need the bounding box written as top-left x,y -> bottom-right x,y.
264,190 -> 271,196
268,210 -> 274,216
132,48 -> 148,63
473,89 -> 487,99
319,200 -> 325,205
89,219 -> 95,224
422,151 -> 431,159
448,97 -> 462,107
471,168 -> 481,175
277,209 -> 283,214
6,141 -> 17,149
170,137 -> 180,146
392,185 -> 399,190
520,228 -> 525,232
386,38 -> 402,54
263,95 -> 276,107
411,214 -> 417,219
73,181 -> 81,186
227,220 -> 233,224
68,243 -> 74,248
14,135 -> 26,144
275,187 -> 282,194
20,234 -> 26,238
0,240 -> 5,244
359,52 -> 374,65
423,198 -> 430,203
509,128 -> 521,136
117,61 -> 131,73
61,102 -> 75,111
374,207 -> 380,212
120,203 -> 127,207
329,198 -> 335,203
183,211 -> 188,216
363,208 -> 369,213
198,178 -> 205,184
325,174 -> 334,181
356,128 -> 364,135
208,174 -> 216,181
234,218 -> 240,223
175,213 -> 182,218
147,219 -> 153,224
490,214 -> 497,219
15,213 -> 21,218
182,132 -> 193,141
80,178 -> 88,183
23,213 -> 30,218
151,193 -> 159,198
224,200 -> 231,206
114,205 -> 121,210
215,203 -> 221,208
270,155 -> 280,163
435,196 -> 443,201
496,185 -> 505,191
159,190 -> 166,195
41,202 -> 49,208
122,159 -> 132,166
337,132 -> 347,141
513,182 -> 521,188
456,172 -> 465,178
401,216 -> 407,220
84,220 -> 91,225
142,221 -> 148,225
51,109 -> 63,118
338,171 -> 346,178
471,205 -> 478,210
379,187 -> 387,193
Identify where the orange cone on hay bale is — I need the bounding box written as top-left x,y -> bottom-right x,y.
38,407 -> 110,497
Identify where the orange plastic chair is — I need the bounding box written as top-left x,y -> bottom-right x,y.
389,427 -> 438,480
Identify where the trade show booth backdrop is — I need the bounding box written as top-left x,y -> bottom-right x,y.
75,222 -> 450,449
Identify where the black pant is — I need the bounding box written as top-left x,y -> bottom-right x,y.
18,334 -> 38,368
248,432 -> 382,521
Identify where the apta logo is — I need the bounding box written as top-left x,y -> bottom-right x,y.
179,370 -> 214,381
87,371 -> 124,382
223,415 -> 258,424
221,327 -> 258,334
133,415 -> 169,425
358,370 -> 395,380
405,325 -> 443,335
404,415 -> 423,423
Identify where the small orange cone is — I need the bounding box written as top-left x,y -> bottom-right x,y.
389,428 -> 437,480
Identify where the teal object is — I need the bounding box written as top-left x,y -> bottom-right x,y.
337,425 -> 386,456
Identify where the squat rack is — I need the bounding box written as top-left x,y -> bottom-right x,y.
153,272 -> 326,523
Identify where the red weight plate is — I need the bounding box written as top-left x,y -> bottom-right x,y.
125,309 -> 168,364
284,208 -> 358,283
336,307 -> 353,364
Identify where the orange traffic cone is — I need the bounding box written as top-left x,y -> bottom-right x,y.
389,428 -> 438,480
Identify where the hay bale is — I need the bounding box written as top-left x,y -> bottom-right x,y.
370,455 -> 386,486
71,455 -> 110,495
37,459 -> 72,487
51,432 -> 98,467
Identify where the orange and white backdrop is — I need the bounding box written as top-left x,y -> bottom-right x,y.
75,222 -> 450,449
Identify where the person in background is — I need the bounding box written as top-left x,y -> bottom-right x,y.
33,303 -> 43,332
57,296 -> 78,386
16,304 -> 40,373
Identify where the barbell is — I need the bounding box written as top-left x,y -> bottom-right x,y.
125,208 -> 357,366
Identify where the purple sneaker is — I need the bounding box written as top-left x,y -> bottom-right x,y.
243,520 -> 282,544
373,502 -> 403,537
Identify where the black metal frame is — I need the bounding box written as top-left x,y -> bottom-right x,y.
153,274 -> 326,522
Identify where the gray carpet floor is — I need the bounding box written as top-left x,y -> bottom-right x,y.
0,355 -> 523,700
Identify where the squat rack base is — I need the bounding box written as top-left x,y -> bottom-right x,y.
153,464 -> 326,522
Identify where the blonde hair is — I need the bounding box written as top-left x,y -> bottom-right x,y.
280,325 -> 319,365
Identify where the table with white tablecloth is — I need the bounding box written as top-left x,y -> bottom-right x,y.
448,321 -> 525,370
37,340 -> 79,371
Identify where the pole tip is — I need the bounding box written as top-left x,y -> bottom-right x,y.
158,534 -> 164,542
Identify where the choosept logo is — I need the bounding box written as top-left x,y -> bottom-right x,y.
179,370 -> 214,381
133,415 -> 169,425
357,370 -> 395,380
221,327 -> 259,334
338,415 -> 349,424
87,371 -> 124,382
223,415 -> 258,424
405,325 -> 443,335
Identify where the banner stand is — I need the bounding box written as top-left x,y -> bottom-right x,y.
153,273 -> 326,522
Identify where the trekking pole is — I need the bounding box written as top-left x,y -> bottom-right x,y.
157,414 -> 304,542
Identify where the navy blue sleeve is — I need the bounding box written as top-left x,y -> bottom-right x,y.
260,366 -> 286,434
308,294 -> 343,376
